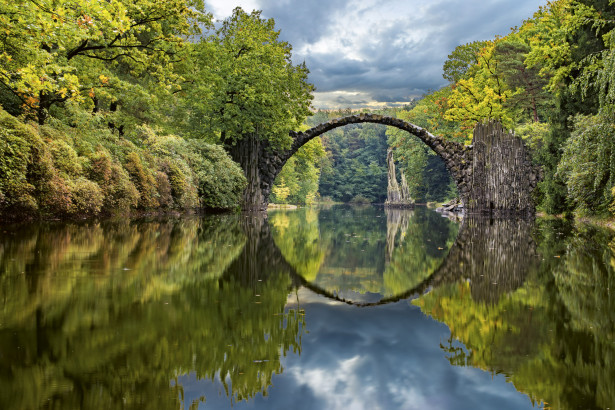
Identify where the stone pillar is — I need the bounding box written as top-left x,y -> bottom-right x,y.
385,148 -> 413,207
467,121 -> 539,216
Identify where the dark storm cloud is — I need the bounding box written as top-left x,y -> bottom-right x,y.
257,0 -> 349,46
220,0 -> 547,107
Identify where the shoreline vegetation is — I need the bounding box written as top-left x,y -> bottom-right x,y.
0,107 -> 246,222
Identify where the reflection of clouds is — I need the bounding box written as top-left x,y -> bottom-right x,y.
179,292 -> 535,409
290,356 -> 379,410
282,296 -> 536,410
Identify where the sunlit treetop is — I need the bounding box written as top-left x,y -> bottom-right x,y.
0,0 -> 211,123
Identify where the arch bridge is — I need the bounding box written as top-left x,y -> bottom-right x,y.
228,114 -> 540,216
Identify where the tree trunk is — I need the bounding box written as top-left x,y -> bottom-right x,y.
227,133 -> 266,210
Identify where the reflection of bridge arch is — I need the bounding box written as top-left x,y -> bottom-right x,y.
234,213 -> 538,307
292,216 -> 538,306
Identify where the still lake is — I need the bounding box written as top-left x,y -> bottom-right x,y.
0,205 -> 613,409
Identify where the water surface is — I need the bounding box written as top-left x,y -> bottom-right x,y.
0,205 -> 613,409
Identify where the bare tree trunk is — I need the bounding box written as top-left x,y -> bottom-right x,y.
228,133 -> 266,210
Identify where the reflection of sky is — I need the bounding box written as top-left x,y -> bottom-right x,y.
178,289 -> 536,409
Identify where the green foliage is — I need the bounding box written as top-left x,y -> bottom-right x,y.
443,41 -> 488,83
69,177 -> 104,216
0,126 -> 36,212
557,113 -> 615,215
271,206 -> 459,299
187,140 -> 247,209
415,220 -> 615,409
88,149 -> 139,215
124,151 -> 160,209
271,138 -> 326,205
0,0 -> 210,124
0,216 -> 306,408
349,194 -> 371,204
0,106 -> 246,220
387,98 -> 460,202
270,208 -> 326,281
314,112 -> 389,203
413,0 -> 615,216
176,8 -> 313,149
444,40 -> 518,135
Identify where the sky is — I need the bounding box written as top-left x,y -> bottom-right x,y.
203,0 -> 547,109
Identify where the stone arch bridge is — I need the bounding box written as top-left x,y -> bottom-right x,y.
229,113 -> 540,216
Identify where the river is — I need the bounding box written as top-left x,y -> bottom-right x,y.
0,205 -> 613,409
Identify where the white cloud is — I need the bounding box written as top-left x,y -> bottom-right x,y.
288,355 -> 384,410
205,0 -> 261,20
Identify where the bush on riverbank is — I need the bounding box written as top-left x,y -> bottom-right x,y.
0,107 -> 246,220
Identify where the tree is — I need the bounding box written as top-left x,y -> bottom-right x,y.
178,8 -> 313,208
443,40 -> 488,83
195,8 -> 313,149
494,39 -> 550,122
444,40 -> 517,136
0,0 -> 209,124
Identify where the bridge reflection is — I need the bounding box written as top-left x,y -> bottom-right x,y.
229,206 -> 540,307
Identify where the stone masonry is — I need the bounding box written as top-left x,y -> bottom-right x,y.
233,114 -> 539,215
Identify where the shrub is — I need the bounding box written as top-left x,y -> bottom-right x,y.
49,139 -> 83,177
188,140 -> 246,209
155,171 -> 173,208
349,195 -> 371,204
38,172 -> 73,216
88,149 -> 138,215
0,128 -> 37,213
69,178 -> 104,216
105,161 -> 139,214
124,151 -> 159,209
144,132 -> 245,209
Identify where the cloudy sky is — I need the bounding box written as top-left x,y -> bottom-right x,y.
204,0 -> 546,109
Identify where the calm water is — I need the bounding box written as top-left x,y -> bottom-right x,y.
0,205 -> 613,409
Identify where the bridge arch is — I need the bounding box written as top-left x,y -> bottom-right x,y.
237,115 -> 538,215
267,114 -> 473,206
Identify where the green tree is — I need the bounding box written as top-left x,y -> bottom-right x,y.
387,92 -> 460,202
192,8 -> 313,148
0,0 -> 208,124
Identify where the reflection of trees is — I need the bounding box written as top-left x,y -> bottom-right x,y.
383,208 -> 459,297
415,219 -> 615,409
0,216 -> 304,409
421,217 -> 538,303
271,205 -> 460,302
269,208 -> 325,282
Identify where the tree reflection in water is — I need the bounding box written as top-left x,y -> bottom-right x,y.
0,215 -> 304,409
415,219 -> 615,409
270,205 -> 460,303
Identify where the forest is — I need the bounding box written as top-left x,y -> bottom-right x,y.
0,0 -> 614,219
